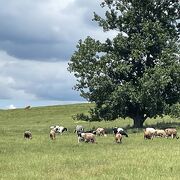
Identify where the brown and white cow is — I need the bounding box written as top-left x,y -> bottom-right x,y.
78,132 -> 96,143
115,133 -> 122,143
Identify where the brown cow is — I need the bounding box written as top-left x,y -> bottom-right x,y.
96,128 -> 106,136
144,130 -> 154,140
115,133 -> 122,143
50,130 -> 56,140
80,133 -> 96,143
165,128 -> 179,139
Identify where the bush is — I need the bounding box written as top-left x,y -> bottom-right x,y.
169,103 -> 180,118
72,113 -> 90,121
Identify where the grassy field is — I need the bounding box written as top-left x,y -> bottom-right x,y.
0,103 -> 180,180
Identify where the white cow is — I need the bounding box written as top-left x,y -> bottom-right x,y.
145,128 -> 156,138
74,125 -> 84,134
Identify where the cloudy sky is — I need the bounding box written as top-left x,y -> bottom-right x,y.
0,0 -> 116,109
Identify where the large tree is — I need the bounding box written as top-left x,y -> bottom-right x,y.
68,0 -> 180,127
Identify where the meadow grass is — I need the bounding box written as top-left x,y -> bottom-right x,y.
0,104 -> 180,180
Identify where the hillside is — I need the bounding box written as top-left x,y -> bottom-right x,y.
0,103 -> 179,132
0,103 -> 180,180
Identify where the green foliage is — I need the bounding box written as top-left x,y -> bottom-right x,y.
68,0 -> 180,127
169,103 -> 180,118
72,113 -> 90,121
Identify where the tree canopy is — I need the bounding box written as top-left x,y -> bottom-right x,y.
68,0 -> 180,127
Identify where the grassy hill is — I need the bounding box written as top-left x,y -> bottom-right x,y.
0,103 -> 180,180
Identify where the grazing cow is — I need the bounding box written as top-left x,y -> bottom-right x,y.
155,129 -> 166,138
50,129 -> 56,140
144,130 -> 154,140
165,128 -> 179,139
115,133 -> 122,143
113,127 -> 128,137
74,125 -> 84,134
96,128 -> 106,136
24,130 -> 32,139
145,127 -> 156,138
24,105 -> 31,110
77,132 -> 96,143
50,125 -> 68,135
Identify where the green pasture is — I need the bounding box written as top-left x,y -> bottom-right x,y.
0,104 -> 180,180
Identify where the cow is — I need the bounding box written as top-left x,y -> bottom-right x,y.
24,130 -> 32,139
145,128 -> 156,138
144,130 -> 154,140
115,133 -> 122,143
74,125 -> 84,134
96,128 -> 106,136
113,127 -> 128,137
165,128 -> 179,139
50,125 -> 68,135
155,129 -> 166,138
50,129 -> 56,140
77,132 -> 96,143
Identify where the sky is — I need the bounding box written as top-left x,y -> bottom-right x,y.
0,0 -> 116,109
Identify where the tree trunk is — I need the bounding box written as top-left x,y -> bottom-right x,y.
133,115 -> 145,128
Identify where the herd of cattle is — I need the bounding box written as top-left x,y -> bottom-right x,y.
23,125 -> 179,143
144,127 -> 179,139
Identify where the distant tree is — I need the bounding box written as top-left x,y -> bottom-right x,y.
68,0 -> 180,127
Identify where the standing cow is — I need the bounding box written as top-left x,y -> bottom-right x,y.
115,133 -> 122,143
50,125 -> 68,135
165,128 -> 179,139
79,132 -> 96,143
113,127 -> 128,137
50,129 -> 56,140
96,128 -> 106,136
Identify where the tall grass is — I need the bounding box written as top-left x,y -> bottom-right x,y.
0,104 -> 180,180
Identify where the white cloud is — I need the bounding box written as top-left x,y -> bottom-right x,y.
0,0 -> 116,104
7,104 -> 16,109
0,0 -> 111,60
0,50 -> 81,101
